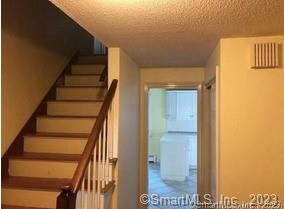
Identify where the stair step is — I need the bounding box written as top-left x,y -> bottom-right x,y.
71,64 -> 105,74
47,100 -> 103,117
2,176 -> 69,191
2,205 -> 52,209
24,133 -> 88,154
25,132 -> 90,138
2,176 -> 114,208
13,150 -> 118,164
2,176 -> 115,192
36,116 -> 96,134
76,56 -> 107,65
10,152 -> 118,163
2,188 -> 58,208
9,152 -> 82,162
54,99 -> 104,102
9,153 -> 117,178
2,176 -> 66,208
3,177 -> 73,209
64,74 -> 105,87
23,133 -> 117,162
9,153 -> 78,178
56,86 -> 106,100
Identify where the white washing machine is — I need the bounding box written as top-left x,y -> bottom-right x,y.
160,133 -> 192,181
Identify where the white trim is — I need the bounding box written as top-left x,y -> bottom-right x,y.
215,65 -> 220,200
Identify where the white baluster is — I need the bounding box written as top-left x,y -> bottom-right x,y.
109,104 -> 113,159
87,162 -> 91,209
97,131 -> 102,209
81,174 -> 85,209
93,143 -> 97,209
106,114 -> 110,184
102,119 -> 106,187
109,103 -> 114,182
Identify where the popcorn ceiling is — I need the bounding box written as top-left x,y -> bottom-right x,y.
50,0 -> 284,67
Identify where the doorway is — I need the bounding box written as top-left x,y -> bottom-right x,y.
147,88 -> 199,208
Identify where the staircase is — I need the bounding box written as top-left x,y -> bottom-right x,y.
2,55 -> 117,209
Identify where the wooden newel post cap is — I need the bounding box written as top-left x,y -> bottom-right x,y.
61,183 -> 73,192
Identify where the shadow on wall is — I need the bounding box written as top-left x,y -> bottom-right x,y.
2,0 -> 93,55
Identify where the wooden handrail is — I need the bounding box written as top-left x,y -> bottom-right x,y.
61,79 -> 118,193
99,65 -> 108,83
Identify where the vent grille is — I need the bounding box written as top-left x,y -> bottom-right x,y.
251,42 -> 280,68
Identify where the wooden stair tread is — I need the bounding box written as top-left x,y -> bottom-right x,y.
37,115 -> 97,119
2,176 -> 115,193
9,153 -> 81,162
75,57 -> 107,60
57,86 -> 106,89
73,61 -> 107,65
66,73 -> 102,76
59,85 -> 107,88
75,56 -> 107,65
47,100 -> 103,103
2,176 -> 70,191
48,99 -> 104,102
2,205 -> 52,209
76,55 -> 107,58
25,132 -> 90,138
10,152 -> 118,164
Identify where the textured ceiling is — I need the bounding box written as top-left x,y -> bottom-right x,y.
50,0 -> 284,67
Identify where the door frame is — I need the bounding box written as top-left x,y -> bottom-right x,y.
139,82 -> 204,209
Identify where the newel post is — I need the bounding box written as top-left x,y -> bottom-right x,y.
56,184 -> 76,209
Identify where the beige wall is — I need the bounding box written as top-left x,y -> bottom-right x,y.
219,36 -> 284,201
139,67 -> 204,208
140,68 -> 204,84
108,48 -> 140,209
1,0 -> 93,155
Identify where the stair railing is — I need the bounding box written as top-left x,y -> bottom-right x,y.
57,79 -> 118,209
